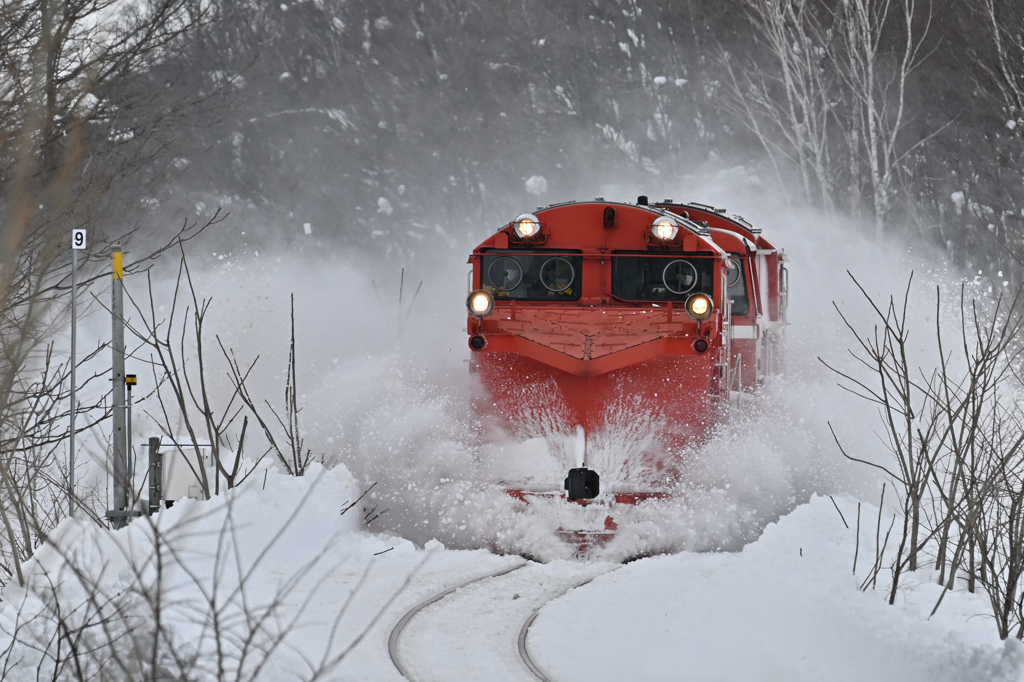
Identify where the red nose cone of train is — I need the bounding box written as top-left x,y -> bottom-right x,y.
468,201 -> 730,443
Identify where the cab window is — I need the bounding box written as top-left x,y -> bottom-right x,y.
727,257 -> 750,316
480,250 -> 582,301
611,253 -> 715,302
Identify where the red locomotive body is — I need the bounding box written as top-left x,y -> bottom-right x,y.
655,201 -> 788,390
465,197 -> 787,553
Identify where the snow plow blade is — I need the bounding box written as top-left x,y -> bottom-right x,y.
504,488 -> 669,558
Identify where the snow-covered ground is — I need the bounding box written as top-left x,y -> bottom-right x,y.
531,495 -> 1024,682
3,465 -> 1022,680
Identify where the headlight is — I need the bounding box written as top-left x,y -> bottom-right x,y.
685,293 -> 713,321
513,213 -> 541,239
467,290 -> 495,317
651,218 -> 678,241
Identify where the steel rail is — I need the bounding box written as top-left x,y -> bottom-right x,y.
517,573 -> 614,682
517,609 -> 552,682
388,562 -> 529,680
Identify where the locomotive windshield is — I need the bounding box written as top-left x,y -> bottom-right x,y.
726,257 -> 750,316
611,253 -> 714,302
480,250 -> 583,301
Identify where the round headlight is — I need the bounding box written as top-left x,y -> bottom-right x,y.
651,218 -> 678,241
513,213 -> 541,239
685,293 -> 713,321
467,290 -> 495,317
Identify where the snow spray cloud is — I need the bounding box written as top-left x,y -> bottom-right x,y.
320,166 -> 975,561
115,160 -> 980,562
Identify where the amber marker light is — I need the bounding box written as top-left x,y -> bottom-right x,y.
685,293 -> 713,321
513,213 -> 541,239
467,290 -> 495,317
651,218 -> 679,241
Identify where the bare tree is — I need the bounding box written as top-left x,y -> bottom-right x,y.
975,0 -> 1024,127
123,245 -> 264,503
927,286 -> 1024,636
823,273 -> 940,602
835,0 -> 932,236
0,0 -> 221,588
723,0 -> 836,212
0,475 -> 420,680
223,294 -> 317,477
726,0 -> 932,231
829,270 -> 1024,640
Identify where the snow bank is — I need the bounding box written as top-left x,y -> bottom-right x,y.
0,462 -> 408,680
529,495 -> 1024,681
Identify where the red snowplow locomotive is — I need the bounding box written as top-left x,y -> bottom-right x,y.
466,197 -> 787,553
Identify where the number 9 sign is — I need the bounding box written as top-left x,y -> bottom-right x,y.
72,229 -> 86,250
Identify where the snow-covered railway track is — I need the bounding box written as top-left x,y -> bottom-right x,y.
388,562 -> 529,680
388,560 -> 616,682
517,573 -> 607,681
517,607 -> 551,681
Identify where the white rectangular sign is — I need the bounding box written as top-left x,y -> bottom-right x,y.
72,229 -> 87,250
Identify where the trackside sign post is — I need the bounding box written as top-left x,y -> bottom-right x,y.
109,247 -> 128,528
69,229 -> 86,517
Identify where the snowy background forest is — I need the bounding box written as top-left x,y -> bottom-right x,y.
4,0 -> 1024,680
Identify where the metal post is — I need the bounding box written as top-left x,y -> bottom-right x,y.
69,229 -> 85,517
148,437 -> 162,516
736,354 -> 742,409
69,246 -> 77,518
126,375 -> 135,501
110,247 -> 127,528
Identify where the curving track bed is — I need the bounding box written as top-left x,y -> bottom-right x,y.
389,560 -> 617,681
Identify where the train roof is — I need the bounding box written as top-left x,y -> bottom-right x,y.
524,198 -> 711,235
654,199 -> 782,255
517,197 -> 780,252
473,200 -> 729,258
706,227 -> 756,255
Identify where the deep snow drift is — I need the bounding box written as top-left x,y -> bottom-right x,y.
529,495 -> 1024,682
2,467 -> 1021,680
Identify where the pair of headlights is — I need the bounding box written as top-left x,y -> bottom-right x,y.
466,290 -> 713,321
514,214 -> 680,241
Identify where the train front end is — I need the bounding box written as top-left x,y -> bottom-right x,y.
466,199 -> 734,555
